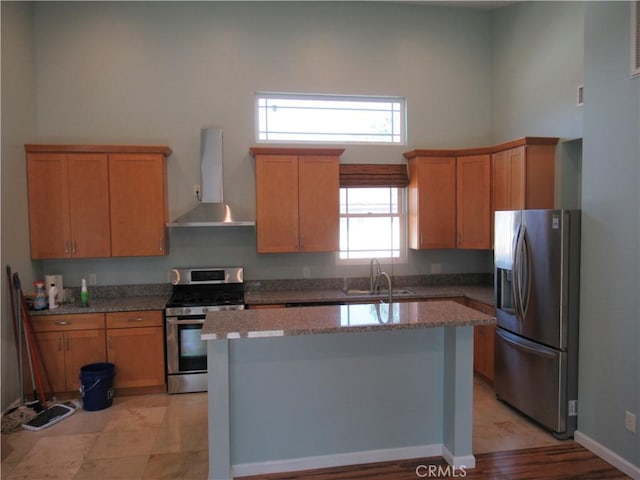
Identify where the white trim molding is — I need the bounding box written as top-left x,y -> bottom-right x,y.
574,430 -> 640,480
232,444 -> 443,478
442,445 -> 476,469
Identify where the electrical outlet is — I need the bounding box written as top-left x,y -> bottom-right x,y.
193,184 -> 201,200
303,267 -> 311,278
625,411 -> 636,433
430,263 -> 442,274
88,273 -> 97,286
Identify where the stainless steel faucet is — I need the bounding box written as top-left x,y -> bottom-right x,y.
378,271 -> 393,304
369,258 -> 382,293
369,258 -> 393,303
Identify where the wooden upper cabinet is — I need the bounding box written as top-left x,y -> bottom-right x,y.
405,137 -> 557,251
27,152 -> 111,259
255,154 -> 300,253
407,154 -> 489,250
491,140 -> 557,212
25,145 -> 171,259
298,156 -> 340,252
109,153 -> 168,256
408,156 -> 456,249
456,154 -> 491,249
251,147 -> 343,254
492,146 -> 526,211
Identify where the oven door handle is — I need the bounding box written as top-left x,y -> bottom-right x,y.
166,318 -> 205,325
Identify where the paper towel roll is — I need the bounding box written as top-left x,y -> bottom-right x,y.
44,275 -> 64,302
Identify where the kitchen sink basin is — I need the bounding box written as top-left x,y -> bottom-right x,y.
343,288 -> 416,296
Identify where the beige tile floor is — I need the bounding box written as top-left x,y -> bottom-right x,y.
1,377 -> 562,479
472,376 -> 563,454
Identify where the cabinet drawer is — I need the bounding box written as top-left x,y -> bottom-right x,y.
106,310 -> 163,329
31,313 -> 105,332
466,299 -> 495,316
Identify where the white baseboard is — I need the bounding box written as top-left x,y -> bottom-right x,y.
575,430 -> 640,480
232,444 -> 443,478
442,446 -> 476,469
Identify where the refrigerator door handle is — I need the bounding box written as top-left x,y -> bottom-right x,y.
520,227 -> 532,318
496,328 -> 557,360
512,224 -> 524,320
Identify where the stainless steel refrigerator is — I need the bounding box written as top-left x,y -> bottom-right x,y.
494,209 -> 581,439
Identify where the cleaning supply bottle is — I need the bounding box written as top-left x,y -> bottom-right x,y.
33,282 -> 47,310
80,278 -> 89,307
48,283 -> 58,310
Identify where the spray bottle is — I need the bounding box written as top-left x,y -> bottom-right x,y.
80,278 -> 89,307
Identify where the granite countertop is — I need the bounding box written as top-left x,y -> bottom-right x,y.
202,300 -> 495,340
26,277 -> 494,316
29,296 -> 169,316
244,285 -> 494,307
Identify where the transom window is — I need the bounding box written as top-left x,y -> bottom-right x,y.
339,187 -> 406,263
256,93 -> 406,144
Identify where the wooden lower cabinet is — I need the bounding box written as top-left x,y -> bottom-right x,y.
106,311 -> 165,389
465,298 -> 496,383
30,313 -> 106,394
30,310 -> 165,396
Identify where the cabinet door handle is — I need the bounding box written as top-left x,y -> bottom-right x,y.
64,241 -> 70,255
127,317 -> 144,323
55,321 -> 70,326
72,240 -> 77,255
159,238 -> 164,252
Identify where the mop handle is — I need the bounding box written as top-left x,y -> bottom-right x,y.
13,273 -> 48,406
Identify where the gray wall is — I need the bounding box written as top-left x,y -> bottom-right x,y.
3,1 -> 638,470
580,1 -> 639,468
491,1 -> 584,143
492,0 -> 639,469
31,1 -> 495,286
1,2 -> 38,411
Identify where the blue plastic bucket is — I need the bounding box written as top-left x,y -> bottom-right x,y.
79,362 -> 115,411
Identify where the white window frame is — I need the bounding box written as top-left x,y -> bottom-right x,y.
256,92 -> 407,145
337,187 -> 407,266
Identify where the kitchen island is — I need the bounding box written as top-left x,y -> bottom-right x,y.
202,300 -> 494,480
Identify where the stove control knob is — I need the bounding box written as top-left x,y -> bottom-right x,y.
202,307 -> 209,313
184,308 -> 191,315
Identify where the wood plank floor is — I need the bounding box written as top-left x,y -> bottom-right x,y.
237,442 -> 631,480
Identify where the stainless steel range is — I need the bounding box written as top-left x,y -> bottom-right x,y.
165,267 -> 245,394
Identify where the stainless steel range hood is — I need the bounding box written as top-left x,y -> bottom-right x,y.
168,128 -> 255,227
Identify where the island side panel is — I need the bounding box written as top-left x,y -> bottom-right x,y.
207,339 -> 231,480
443,325 -> 475,468
228,329 -> 444,469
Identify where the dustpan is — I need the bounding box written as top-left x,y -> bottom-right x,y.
22,403 -> 76,431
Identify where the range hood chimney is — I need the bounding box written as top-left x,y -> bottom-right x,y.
168,128 -> 255,227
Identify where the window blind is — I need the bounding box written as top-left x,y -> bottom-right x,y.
339,164 -> 409,188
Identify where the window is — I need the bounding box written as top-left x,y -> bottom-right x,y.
339,187 -> 406,263
256,93 -> 406,144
